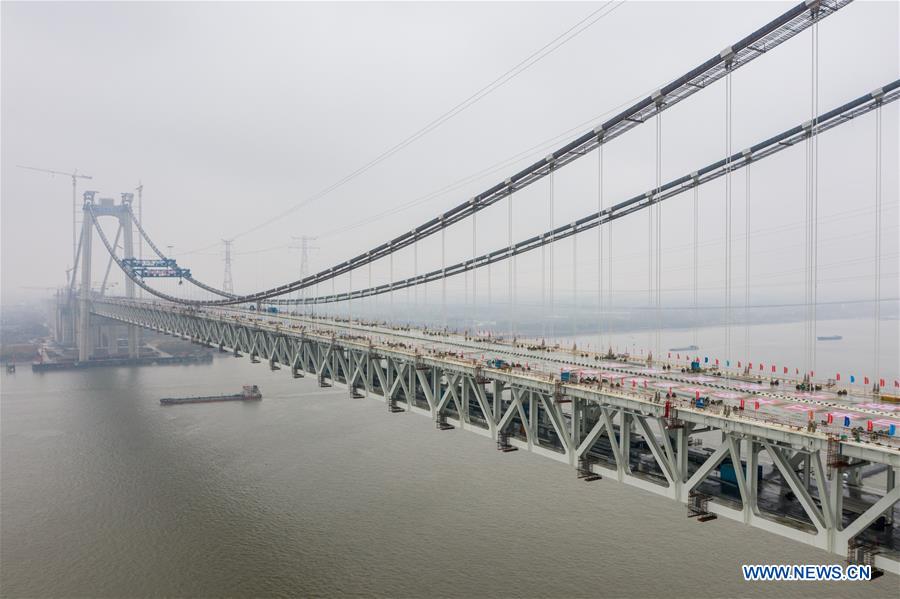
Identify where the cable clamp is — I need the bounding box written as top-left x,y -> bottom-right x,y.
593,124 -> 605,137
719,46 -> 735,63
545,153 -> 555,164
742,148 -> 753,161
871,87 -> 885,100
651,89 -> 665,105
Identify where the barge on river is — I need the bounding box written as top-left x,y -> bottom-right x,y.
160,385 -> 261,405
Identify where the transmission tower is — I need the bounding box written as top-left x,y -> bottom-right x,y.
222,239 -> 234,294
290,236 -> 318,312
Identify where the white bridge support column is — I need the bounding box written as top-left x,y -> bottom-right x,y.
77,204 -> 93,362
120,207 -> 137,358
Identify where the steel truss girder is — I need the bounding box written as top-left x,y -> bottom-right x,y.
90,298 -> 900,575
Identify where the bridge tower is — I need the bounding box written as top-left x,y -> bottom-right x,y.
76,192 -> 138,361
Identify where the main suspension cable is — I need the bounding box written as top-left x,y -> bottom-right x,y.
159,2 -> 849,308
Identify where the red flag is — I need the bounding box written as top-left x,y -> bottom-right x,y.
771,365 -> 776,373
749,362 -> 753,369
808,410 -> 814,421
867,420 -> 873,432
739,399 -> 745,410
880,378 -> 885,388
865,376 -> 869,385
632,380 -> 636,388
783,366 -> 788,374
795,368 -> 799,375
715,358 -> 719,366
827,413 -> 833,424
754,401 -> 760,410
738,361 -> 742,368
677,353 -> 681,359
836,373 -> 841,381
895,380 -> 899,388
811,371 -> 814,378
759,363 -> 764,371
668,352 -> 671,358
695,391 -> 700,400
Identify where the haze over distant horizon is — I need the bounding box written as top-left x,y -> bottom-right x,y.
2,1 -> 898,313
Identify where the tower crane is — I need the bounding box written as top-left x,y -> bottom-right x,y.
17,165 -> 93,271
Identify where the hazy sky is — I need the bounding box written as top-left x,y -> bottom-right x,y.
2,1 -> 898,310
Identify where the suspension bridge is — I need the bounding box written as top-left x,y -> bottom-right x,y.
34,0 -> 900,575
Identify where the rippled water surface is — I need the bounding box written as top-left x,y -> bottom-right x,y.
2,355 -> 896,598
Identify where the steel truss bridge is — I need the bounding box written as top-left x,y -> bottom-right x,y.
51,0 -> 899,576
91,297 -> 900,574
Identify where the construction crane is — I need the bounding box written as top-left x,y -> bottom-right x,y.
17,165 -> 93,271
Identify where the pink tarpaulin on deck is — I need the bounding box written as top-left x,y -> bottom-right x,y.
653,382 -> 680,390
792,392 -> 835,401
677,386 -> 708,395
600,372 -> 628,380
858,403 -> 899,412
736,383 -> 768,391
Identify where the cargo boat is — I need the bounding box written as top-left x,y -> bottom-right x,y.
816,335 -> 842,341
160,385 -> 262,405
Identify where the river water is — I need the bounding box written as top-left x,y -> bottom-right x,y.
1,345 -> 897,597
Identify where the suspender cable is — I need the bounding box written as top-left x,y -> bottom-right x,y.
811,5 -> 821,375
724,58 -> 734,377
572,225 -> 578,341
744,160 -> 751,367
390,250 -> 394,323
413,238 -> 418,317
655,100 -> 663,364
442,220 -> 447,328
508,191 -> 514,338
549,163 -> 555,341
597,133 -> 604,353
473,208 -> 478,330
874,95 -> 884,390
464,226 -> 469,314
607,146 -> 614,355
804,115 -> 811,377
693,179 -> 699,349
541,181 -> 548,341
648,164 -> 654,359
